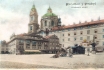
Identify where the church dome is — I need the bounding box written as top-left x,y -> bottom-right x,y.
42,6 -> 57,18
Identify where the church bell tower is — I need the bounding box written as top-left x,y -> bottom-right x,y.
28,4 -> 39,34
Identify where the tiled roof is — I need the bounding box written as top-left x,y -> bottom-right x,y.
44,35 -> 53,39
16,33 -> 27,36
52,19 -> 104,31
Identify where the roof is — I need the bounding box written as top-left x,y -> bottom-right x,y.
16,33 -> 27,36
44,35 -> 53,39
42,12 -> 57,17
51,19 -> 104,31
42,6 -> 57,17
31,4 -> 36,10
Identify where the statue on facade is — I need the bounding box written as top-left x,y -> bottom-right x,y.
45,28 -> 49,36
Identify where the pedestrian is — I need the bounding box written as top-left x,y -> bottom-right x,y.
90,41 -> 96,54
68,46 -> 73,57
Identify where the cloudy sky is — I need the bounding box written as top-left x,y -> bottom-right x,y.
0,0 -> 104,41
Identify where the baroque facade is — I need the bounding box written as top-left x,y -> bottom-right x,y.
0,5 -> 61,54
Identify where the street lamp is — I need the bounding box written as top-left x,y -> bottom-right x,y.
87,48 -> 90,56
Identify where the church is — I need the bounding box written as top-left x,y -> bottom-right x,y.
0,5 -> 61,54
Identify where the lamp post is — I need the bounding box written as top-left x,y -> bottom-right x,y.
87,47 -> 90,56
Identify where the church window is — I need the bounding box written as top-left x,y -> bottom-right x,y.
45,21 -> 47,26
19,40 -> 24,44
30,26 -> 32,30
26,40 -> 30,44
51,20 -> 54,26
32,41 -> 36,46
26,45 -> 30,49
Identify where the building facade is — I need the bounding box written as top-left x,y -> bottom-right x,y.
39,7 -> 104,48
0,40 -> 8,53
0,5 -> 61,54
41,6 -> 61,31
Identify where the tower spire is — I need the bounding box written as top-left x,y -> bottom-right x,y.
47,6 -> 52,13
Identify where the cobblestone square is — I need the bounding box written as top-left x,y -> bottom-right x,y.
0,52 -> 104,69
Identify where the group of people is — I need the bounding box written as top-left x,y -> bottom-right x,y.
52,41 -> 99,58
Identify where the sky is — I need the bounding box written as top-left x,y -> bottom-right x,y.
0,0 -> 104,41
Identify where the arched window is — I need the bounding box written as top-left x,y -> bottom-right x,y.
45,21 -> 47,26
51,20 -> 54,26
30,26 -> 32,30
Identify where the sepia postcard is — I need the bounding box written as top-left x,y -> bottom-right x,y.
0,0 -> 104,70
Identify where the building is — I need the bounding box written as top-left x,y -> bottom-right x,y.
0,40 -> 8,54
0,5 -> 104,54
41,6 -> 61,31
0,5 -> 61,54
39,7 -> 104,48
41,34 -> 61,53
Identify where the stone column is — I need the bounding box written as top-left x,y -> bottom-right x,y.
24,40 -> 26,50
41,42 -> 44,50
30,41 -> 32,50
36,42 -> 38,50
